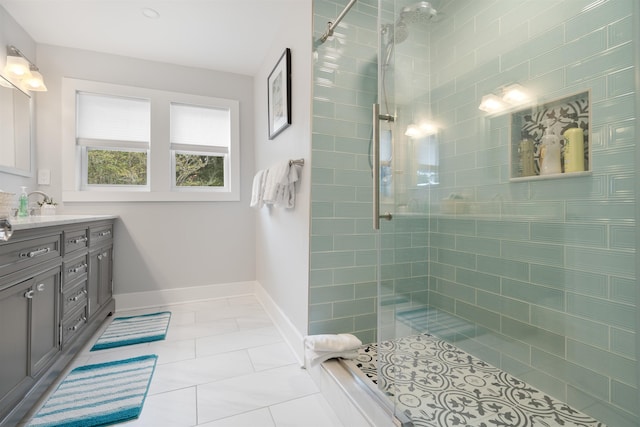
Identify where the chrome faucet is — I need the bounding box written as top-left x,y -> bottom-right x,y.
28,191 -> 53,205
0,218 -> 12,241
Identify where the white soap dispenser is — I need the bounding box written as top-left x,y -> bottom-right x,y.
18,186 -> 28,217
539,120 -> 561,175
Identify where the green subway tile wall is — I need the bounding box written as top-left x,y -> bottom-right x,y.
311,0 -> 638,425
310,0 -> 380,345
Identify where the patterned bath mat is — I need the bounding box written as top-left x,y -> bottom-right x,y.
27,355 -> 157,427
91,311 -> 171,351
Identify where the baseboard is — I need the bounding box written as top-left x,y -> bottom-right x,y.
113,280 -> 257,311
253,282 -> 305,365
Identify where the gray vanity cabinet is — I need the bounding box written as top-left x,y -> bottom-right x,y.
87,223 -> 113,319
0,279 -> 31,412
0,239 -> 61,420
0,217 -> 115,427
28,265 -> 61,376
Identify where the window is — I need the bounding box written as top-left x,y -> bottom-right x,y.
62,78 -> 239,202
170,103 -> 229,190
77,92 -> 150,188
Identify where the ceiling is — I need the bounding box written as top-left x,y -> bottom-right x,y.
0,0 -> 303,76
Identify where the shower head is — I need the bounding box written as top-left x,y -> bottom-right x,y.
382,1 -> 440,67
398,1 -> 440,26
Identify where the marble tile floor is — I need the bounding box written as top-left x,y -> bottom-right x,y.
25,295 -> 345,427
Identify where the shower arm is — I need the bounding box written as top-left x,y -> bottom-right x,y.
318,0 -> 357,43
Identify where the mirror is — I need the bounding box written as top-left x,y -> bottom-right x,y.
0,74 -> 32,176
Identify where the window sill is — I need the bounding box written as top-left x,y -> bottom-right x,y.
62,191 -> 240,203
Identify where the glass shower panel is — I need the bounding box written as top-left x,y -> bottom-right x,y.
376,0 -> 638,426
376,0 -> 437,423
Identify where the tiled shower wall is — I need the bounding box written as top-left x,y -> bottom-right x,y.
422,1 -> 637,425
309,0 -> 380,344
310,0 -> 638,425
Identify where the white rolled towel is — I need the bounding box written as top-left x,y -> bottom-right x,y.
305,349 -> 359,369
304,333 -> 362,352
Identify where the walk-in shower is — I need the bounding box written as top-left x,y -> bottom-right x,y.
311,0 -> 639,426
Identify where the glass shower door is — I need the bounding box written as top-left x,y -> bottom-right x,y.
374,0 -> 437,424
374,1 -> 638,426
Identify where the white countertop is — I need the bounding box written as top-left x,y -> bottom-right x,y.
9,215 -> 117,231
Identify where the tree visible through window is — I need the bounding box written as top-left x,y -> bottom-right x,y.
175,154 -> 224,187
87,150 -> 148,185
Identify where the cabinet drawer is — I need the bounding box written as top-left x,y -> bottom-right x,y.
61,304 -> 87,347
62,281 -> 87,317
89,224 -> 113,247
62,254 -> 88,286
0,234 -> 61,278
63,228 -> 88,256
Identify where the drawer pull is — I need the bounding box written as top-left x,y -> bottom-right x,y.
37,283 -> 46,292
97,230 -> 111,237
68,290 -> 87,302
24,290 -> 34,299
98,252 -> 108,260
68,317 -> 86,332
69,236 -> 88,244
68,263 -> 88,274
20,247 -> 51,258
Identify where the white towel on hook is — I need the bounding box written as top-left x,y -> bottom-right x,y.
250,169 -> 268,208
262,162 -> 287,205
263,161 -> 302,209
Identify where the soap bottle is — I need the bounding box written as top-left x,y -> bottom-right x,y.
539,120 -> 561,175
18,186 -> 28,217
563,126 -> 584,173
518,134 -> 535,177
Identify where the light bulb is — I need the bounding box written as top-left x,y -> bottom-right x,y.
4,55 -> 31,78
24,70 -> 47,91
502,84 -> 531,105
478,94 -> 507,113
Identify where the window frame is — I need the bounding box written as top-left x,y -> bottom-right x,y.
62,78 -> 240,202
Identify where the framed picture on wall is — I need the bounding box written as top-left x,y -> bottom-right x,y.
267,48 -> 291,139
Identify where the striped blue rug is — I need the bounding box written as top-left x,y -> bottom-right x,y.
27,355 -> 157,427
91,311 -> 171,351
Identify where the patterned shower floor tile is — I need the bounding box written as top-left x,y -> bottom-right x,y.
345,334 -> 606,427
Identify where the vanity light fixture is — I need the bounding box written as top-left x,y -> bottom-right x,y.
4,54 -> 30,78
405,121 -> 439,138
502,84 -> 532,106
405,124 -> 421,137
3,45 -> 47,92
478,94 -> 507,113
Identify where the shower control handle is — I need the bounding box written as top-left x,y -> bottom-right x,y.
373,103 -> 394,230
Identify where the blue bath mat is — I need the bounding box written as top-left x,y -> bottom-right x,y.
27,354 -> 157,427
91,311 -> 171,351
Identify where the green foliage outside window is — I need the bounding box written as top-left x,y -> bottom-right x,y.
87,150 -> 224,187
175,154 -> 224,187
87,150 -> 147,185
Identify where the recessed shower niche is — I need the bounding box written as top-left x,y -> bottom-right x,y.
510,91 -> 591,181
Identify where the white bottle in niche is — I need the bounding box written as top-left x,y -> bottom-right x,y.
539,120 -> 561,175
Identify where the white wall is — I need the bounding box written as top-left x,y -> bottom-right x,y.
34,45 -> 257,296
254,0 -> 312,337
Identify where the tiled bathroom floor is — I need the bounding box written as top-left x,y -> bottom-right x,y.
346,333 -> 606,427
25,296 -> 345,427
